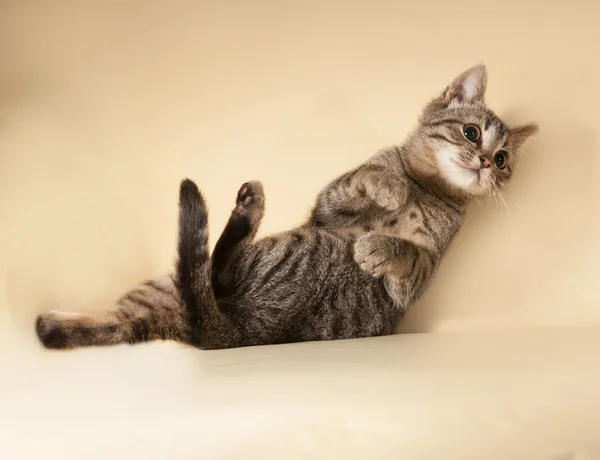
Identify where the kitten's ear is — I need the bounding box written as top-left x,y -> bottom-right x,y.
510,123 -> 539,150
441,64 -> 487,104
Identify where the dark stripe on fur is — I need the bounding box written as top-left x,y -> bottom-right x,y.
425,118 -> 463,127
144,280 -> 176,299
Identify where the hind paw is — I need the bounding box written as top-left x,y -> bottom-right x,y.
36,312 -> 70,349
220,181 -> 265,243
231,181 -> 265,230
234,181 -> 264,214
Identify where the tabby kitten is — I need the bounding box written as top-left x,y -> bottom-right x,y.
36,64 -> 537,350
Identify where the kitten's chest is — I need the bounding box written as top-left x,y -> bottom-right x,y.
332,199 -> 460,253
372,203 -> 434,246
331,203 -> 430,243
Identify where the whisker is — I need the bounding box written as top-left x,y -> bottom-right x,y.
491,190 -> 500,209
506,194 -> 522,211
492,183 -> 510,215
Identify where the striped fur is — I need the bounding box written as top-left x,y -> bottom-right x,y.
35,64 -> 537,350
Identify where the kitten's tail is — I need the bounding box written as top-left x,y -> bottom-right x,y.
176,179 -> 236,349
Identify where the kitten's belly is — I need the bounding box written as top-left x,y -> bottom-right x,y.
240,228 -> 384,303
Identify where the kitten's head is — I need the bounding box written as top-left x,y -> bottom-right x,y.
415,64 -> 538,199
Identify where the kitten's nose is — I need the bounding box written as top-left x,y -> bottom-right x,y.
479,156 -> 491,169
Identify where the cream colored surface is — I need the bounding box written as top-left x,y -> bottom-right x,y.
2,330 -> 600,460
1,1 -> 599,459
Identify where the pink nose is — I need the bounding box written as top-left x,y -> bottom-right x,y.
479,156 -> 491,169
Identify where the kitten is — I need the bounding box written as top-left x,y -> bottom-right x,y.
36,64 -> 537,350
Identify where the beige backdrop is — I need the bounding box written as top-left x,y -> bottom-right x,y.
1,0 -> 599,343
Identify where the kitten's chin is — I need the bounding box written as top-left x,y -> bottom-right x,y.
435,151 -> 481,192
463,171 -> 498,200
438,157 -> 493,198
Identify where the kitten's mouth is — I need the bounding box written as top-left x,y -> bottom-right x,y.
451,159 -> 481,179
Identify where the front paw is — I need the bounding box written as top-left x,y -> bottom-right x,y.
364,175 -> 406,210
353,233 -> 396,276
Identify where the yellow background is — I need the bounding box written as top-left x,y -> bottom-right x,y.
2,1 -> 599,336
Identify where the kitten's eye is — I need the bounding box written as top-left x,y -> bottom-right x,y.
463,124 -> 481,142
493,151 -> 507,170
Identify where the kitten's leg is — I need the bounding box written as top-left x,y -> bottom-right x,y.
309,161 -> 409,228
35,276 -> 189,349
353,233 -> 440,302
211,181 -> 264,296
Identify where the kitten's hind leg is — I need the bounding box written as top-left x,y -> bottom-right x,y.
36,310 -> 124,349
35,277 -> 189,350
211,181 -> 264,294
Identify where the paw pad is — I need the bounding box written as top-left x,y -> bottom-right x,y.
234,181 -> 264,214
